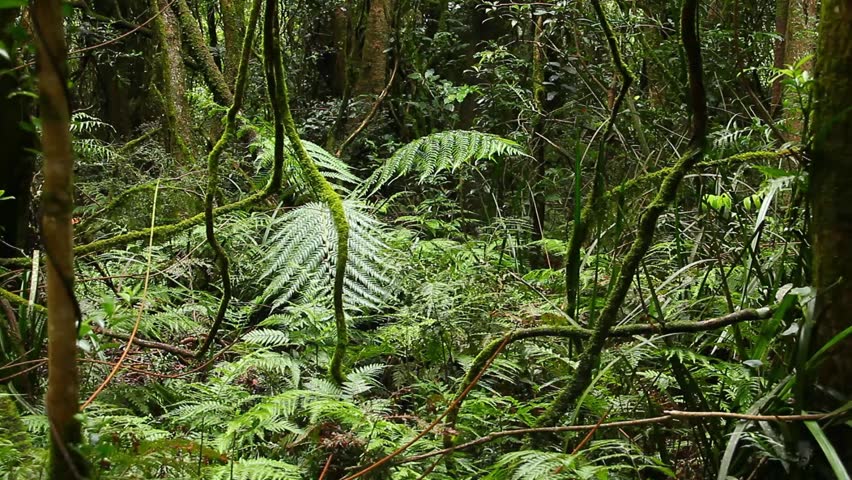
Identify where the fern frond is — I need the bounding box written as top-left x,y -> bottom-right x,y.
259,200 -> 396,312
205,458 -> 302,480
253,134 -> 360,193
363,130 -> 527,194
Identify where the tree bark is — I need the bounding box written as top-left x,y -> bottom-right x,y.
0,10 -> 37,258
353,0 -> 392,96
32,0 -> 88,475
810,0 -> 852,463
219,0 -> 245,87
174,0 -> 234,106
151,0 -> 195,161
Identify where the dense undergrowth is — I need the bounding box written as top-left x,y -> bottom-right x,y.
1,0 -> 849,479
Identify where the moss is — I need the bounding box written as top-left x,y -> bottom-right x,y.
0,386 -> 31,459
174,0 -> 234,107
151,0 -> 194,163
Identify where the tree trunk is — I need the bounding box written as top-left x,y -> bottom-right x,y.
174,0 -> 234,107
219,0 -> 245,87
151,0 -> 195,161
810,0 -> 852,463
32,0 -> 88,475
353,0 -> 392,96
0,10 -> 36,258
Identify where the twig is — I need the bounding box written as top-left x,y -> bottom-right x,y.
318,454 -> 334,480
336,57 -> 400,157
14,0 -> 180,71
90,326 -> 196,358
395,410 -> 840,466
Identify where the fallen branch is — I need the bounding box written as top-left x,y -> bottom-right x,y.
91,326 -> 195,358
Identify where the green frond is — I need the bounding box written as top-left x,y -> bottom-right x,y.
363,130 -> 527,194
253,134 -> 360,193
259,200 -> 396,312
205,458 -> 302,480
242,329 -> 291,347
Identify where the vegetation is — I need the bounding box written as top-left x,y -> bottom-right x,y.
0,0 -> 850,479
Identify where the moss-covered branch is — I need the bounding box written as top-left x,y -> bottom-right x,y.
565,0 -> 635,317
194,0 -> 262,358
535,0 -> 708,432
264,0 -> 350,385
443,306 -> 773,442
173,0 -> 233,106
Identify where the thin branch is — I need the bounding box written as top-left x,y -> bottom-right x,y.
91,326 -> 195,358
195,0 -> 263,358
336,57 -> 399,157
396,410 -> 839,466
341,334 -> 514,480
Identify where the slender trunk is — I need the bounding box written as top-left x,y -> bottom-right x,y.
33,0 -> 88,475
810,0 -> 852,463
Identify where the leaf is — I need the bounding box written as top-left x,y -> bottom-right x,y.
361,130 -> 527,195
805,421 -> 851,480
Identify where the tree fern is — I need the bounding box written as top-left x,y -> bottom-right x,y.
253,134 -> 360,193
259,200 -> 395,312
362,130 -> 527,193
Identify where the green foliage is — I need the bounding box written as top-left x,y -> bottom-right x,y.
363,130 -> 527,193
206,458 -> 302,480
259,200 -> 395,311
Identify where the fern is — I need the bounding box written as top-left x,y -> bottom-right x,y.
259,200 -> 395,312
253,134 -> 361,192
205,458 -> 302,480
363,130 -> 527,193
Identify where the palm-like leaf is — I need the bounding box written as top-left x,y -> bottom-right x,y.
363,130 -> 527,193
260,200 -> 395,312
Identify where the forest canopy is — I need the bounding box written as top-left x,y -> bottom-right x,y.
1,0 -> 851,479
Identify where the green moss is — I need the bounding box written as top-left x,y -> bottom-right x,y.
0,386 -> 31,460
174,0 -> 234,106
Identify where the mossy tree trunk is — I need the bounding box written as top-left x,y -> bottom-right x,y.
0,10 -> 36,258
220,0 -> 245,87
174,0 -> 234,107
809,0 -> 852,463
32,0 -> 88,475
151,0 -> 195,162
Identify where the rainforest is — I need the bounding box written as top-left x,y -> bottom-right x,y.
0,0 -> 851,478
